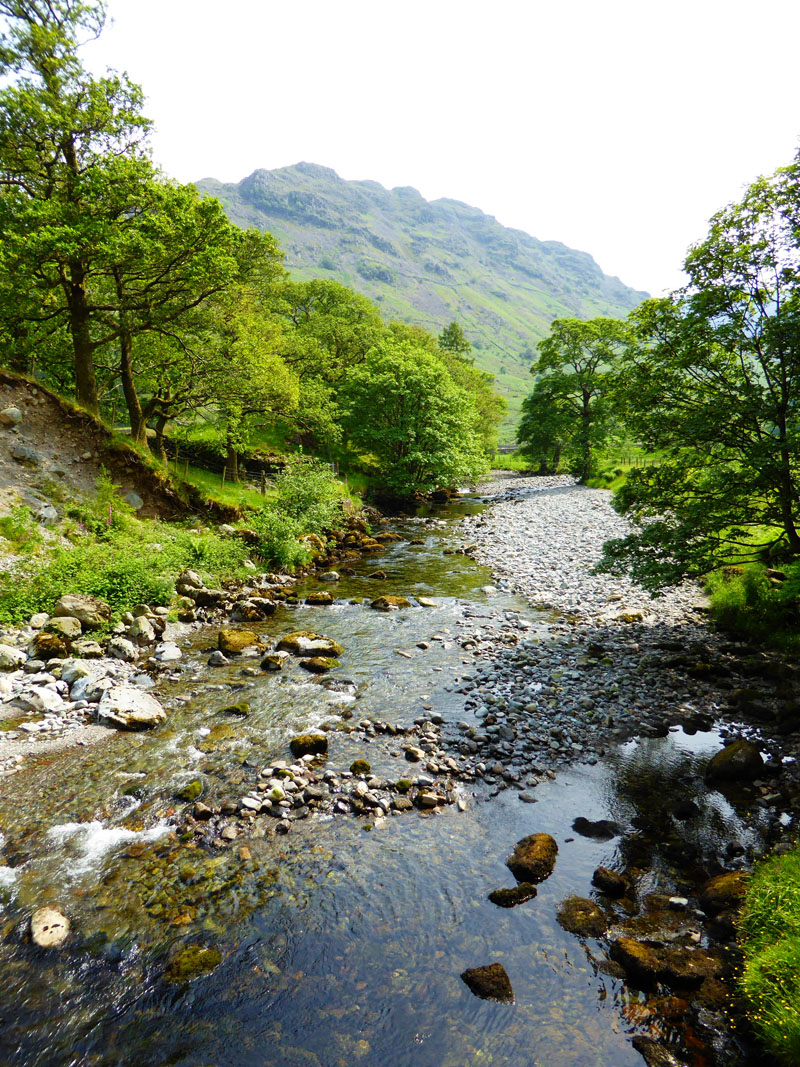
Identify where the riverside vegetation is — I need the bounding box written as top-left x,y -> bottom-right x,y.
2,0 -> 800,1063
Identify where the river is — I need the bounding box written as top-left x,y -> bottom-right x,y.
0,484 -> 774,1066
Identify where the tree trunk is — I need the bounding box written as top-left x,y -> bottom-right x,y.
65,258 -> 99,415
153,415 -> 168,465
115,270 -> 146,443
225,435 -> 240,482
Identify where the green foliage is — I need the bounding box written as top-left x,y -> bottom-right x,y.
0,504 -> 252,626
339,336 -> 487,497
0,505 -> 43,553
740,850 -> 800,1063
601,149 -> 800,590
519,317 -> 629,480
196,164 -> 648,441
248,457 -> 347,569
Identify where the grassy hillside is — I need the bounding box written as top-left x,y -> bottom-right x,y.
197,163 -> 648,440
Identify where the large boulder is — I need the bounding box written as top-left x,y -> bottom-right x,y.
97,686 -> 166,730
705,740 -> 764,782
506,833 -> 558,884
44,616 -> 82,640
52,594 -> 111,631
32,632 -> 69,660
276,631 -> 343,658
289,733 -> 328,758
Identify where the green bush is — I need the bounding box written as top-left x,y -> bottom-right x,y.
706,563 -> 800,645
0,505 -> 43,553
247,458 -> 348,569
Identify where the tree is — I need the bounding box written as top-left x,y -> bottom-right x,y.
0,0 -> 152,413
338,335 -> 486,496
438,320 -> 472,361
522,317 -> 628,480
599,150 -> 800,589
516,377 -> 571,473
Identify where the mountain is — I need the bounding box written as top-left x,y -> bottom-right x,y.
196,163 -> 648,440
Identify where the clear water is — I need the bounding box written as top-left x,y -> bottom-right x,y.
0,502 -> 765,1066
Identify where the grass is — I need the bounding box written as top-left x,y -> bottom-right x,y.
740,849 -> 800,1063
174,462 -> 271,511
491,451 -> 535,472
706,561 -> 800,653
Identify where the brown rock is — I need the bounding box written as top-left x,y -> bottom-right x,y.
699,871 -> 750,914
632,1037 -> 691,1067
658,947 -> 722,989
461,962 -> 514,1002
276,631 -> 344,658
506,832 -> 558,884
488,884 -> 538,908
609,937 -> 661,987
289,733 -> 328,758
370,596 -> 412,611
592,866 -> 629,897
305,591 -> 334,606
32,632 -> 69,660
52,593 -> 110,630
556,896 -> 608,938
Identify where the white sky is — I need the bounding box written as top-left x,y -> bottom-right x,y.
83,0 -> 800,297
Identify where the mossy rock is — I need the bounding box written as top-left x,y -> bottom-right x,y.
205,723 -> 236,743
300,657 -> 338,674
350,759 -> 371,776
217,629 -> 258,654
370,596 -> 412,611
276,631 -> 344,658
289,733 -> 328,758
395,779 -> 413,794
705,740 -> 764,782
461,962 -> 513,1003
488,883 -> 537,908
506,832 -> 558,884
176,780 -> 203,803
609,937 -> 661,988
556,895 -> 608,938
164,944 -> 221,983
305,591 -> 334,606
32,631 -> 69,660
699,870 -> 750,914
219,702 -> 250,718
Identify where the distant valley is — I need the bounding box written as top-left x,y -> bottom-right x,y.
197,163 -> 648,437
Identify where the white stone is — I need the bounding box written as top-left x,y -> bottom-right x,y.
0,644 -> 26,671
31,907 -> 69,948
154,641 -> 182,662
97,685 -> 166,730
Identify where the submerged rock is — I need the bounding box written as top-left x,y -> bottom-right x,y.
461,962 -> 514,1002
632,1037 -> 691,1067
300,656 -> 337,674
31,907 -> 70,948
506,833 -> 558,884
260,652 -> 288,672
572,817 -> 623,840
164,945 -> 221,983
609,937 -> 661,988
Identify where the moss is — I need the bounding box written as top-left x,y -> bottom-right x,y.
350,759 -> 371,776
176,780 -> 203,803
164,944 -> 221,983
395,779 -> 413,794
219,702 -> 250,718
289,733 -> 328,758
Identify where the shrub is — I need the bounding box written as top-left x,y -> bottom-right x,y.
0,505 -> 43,553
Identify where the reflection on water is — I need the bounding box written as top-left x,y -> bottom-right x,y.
0,505 -> 767,1066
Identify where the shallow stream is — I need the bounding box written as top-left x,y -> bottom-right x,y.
0,495 -> 768,1066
